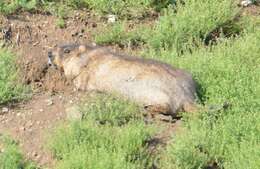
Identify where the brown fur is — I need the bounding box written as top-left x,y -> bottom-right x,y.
48,44 -> 198,116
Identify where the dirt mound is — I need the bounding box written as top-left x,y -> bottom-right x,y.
0,12 -> 100,92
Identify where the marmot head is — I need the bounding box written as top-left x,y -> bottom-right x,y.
47,44 -> 89,70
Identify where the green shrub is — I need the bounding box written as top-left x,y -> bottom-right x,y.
0,0 -> 38,15
158,31 -> 260,169
0,48 -> 29,104
49,93 -> 155,169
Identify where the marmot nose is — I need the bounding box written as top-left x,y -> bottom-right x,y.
48,58 -> 53,67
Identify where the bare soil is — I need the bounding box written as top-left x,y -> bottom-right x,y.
0,11 -> 102,167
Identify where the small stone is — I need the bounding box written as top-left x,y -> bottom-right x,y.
20,126 -> 26,131
1,107 -> 9,114
39,109 -> 44,112
107,14 -> 116,23
46,99 -> 53,106
241,0 -> 253,6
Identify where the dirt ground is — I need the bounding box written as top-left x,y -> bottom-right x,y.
0,11 -> 101,167
0,4 -> 258,168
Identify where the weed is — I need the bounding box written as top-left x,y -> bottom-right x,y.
93,22 -> 145,48
0,134 -> 37,169
158,31 -> 260,169
145,0 -> 239,54
83,0 -> 153,18
0,48 -> 29,104
49,93 -> 155,169
56,18 -> 66,28
0,0 -> 38,15
79,93 -> 144,126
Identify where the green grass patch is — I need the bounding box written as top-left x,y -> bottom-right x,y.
143,0 -> 239,54
0,0 -> 175,18
79,93 -> 144,125
94,0 -> 243,53
0,134 -> 37,169
81,0 -> 176,18
0,0 -> 39,15
0,48 -> 29,104
49,93 -> 155,169
157,30 -> 260,169
93,22 -> 146,48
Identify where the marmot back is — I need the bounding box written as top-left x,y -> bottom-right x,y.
48,44 -> 198,117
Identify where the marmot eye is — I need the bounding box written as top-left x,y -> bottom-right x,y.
64,48 -> 71,53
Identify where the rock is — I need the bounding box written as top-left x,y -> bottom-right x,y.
107,14 -> 116,23
66,105 -> 83,121
1,107 -> 9,115
241,0 -> 253,6
20,126 -> 26,131
46,99 -> 53,106
39,109 -> 44,112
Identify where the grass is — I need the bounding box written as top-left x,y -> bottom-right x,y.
92,2 -> 260,168
0,0 -> 175,18
49,93 -> 155,169
0,48 -> 29,104
93,21 -> 146,48
94,0 -> 241,53
0,134 -> 37,169
145,0 -> 239,53
1,0 -> 260,169
156,31 -> 260,169
0,0 -> 39,15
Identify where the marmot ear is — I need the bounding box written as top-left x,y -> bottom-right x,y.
79,45 -> 87,53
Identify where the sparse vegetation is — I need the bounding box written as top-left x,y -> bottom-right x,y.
0,135 -> 37,169
0,0 -> 175,17
94,22 -> 145,48
94,0 -> 242,54
1,0 -> 260,169
145,0 -> 239,54
49,93 -> 155,169
0,0 -> 39,15
0,48 -> 29,104
157,31 -> 260,169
